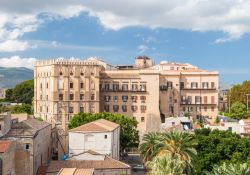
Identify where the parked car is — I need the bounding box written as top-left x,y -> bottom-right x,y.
132,164 -> 146,172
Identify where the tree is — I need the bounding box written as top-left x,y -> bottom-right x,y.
228,81 -> 250,107
139,132 -> 163,165
148,154 -> 186,175
12,79 -> 34,104
206,162 -> 250,175
139,130 -> 197,174
158,130 -> 197,174
230,101 -> 247,119
194,128 -> 250,175
4,88 -> 13,101
68,112 -> 139,151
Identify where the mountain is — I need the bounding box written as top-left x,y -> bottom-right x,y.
0,67 -> 33,88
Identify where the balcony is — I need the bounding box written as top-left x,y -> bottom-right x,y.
180,87 -> 217,91
101,88 -> 147,93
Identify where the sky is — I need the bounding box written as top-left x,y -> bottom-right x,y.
0,0 -> 250,86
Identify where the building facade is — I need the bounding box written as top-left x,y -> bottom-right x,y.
69,119 -> 120,160
34,57 -> 219,135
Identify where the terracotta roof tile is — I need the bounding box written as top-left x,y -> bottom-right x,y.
58,168 -> 94,175
69,119 -> 119,132
0,140 -> 12,153
46,156 -> 130,173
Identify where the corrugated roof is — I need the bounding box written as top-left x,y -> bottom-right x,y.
69,119 -> 119,133
46,156 -> 130,173
0,140 -> 12,153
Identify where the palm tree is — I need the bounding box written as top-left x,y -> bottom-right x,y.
206,162 -> 250,175
139,132 -> 162,165
148,154 -> 186,175
157,130 -> 197,173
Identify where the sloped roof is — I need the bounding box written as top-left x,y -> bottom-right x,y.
5,118 -> 51,138
69,119 -> 119,133
58,168 -> 94,175
0,140 -> 12,153
46,156 -> 130,173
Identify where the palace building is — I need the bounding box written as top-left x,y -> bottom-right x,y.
34,56 -> 219,135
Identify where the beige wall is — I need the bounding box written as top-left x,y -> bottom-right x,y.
0,141 -> 16,175
34,59 -> 219,136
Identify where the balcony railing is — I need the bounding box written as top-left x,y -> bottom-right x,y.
101,88 -> 147,92
180,87 -> 217,90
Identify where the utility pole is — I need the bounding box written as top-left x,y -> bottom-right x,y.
246,94 -> 250,112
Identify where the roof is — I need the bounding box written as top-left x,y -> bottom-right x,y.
58,168 -> 94,175
0,140 -> 12,153
5,118 -> 51,138
69,119 -> 119,133
243,119 -> 250,123
46,156 -> 130,173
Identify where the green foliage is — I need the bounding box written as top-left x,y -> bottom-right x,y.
68,112 -> 139,151
230,101 -> 247,119
206,162 -> 250,175
149,154 -> 186,175
4,79 -> 34,104
228,81 -> 250,108
194,128 -> 250,175
36,117 -> 43,121
139,130 -> 197,174
0,104 -> 32,114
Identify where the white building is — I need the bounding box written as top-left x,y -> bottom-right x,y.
69,119 -> 120,160
205,122 -> 241,134
239,119 -> 250,134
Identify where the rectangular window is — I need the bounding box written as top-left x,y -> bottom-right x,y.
202,82 -> 209,89
191,82 -> 198,89
40,106 -> 42,112
104,95 -> 110,102
140,96 -> 146,103
91,94 -> 95,100
122,84 -> 128,91
195,96 -> 201,104
122,105 -> 127,112
70,82 -> 74,89
25,144 -> 30,150
46,83 -> 48,88
141,105 -> 147,113
46,95 -> 48,100
204,106 -> 207,112
114,96 -> 118,102
0,124 -> 1,130
80,107 -> 84,112
113,84 -> 119,91
105,84 -> 110,91
211,106 -> 215,112
59,94 -> 63,100
104,135 -> 107,139
69,94 -> 74,100
196,106 -> 201,112
211,82 -> 215,89
69,107 -> 74,113
131,84 -> 138,91
40,95 -> 42,100
187,96 -> 192,104
141,117 -> 145,122
80,82 -> 84,89
122,95 -> 128,102
204,96 -> 208,104
211,96 -> 215,104
40,83 -> 42,89
131,96 -> 138,103
167,81 -> 173,89
104,105 -> 109,112
180,82 -> 185,89
140,84 -> 146,91
131,105 -> 138,112
80,94 -> 84,100
113,105 -> 119,112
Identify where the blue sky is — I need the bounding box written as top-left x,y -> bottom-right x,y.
0,1 -> 250,86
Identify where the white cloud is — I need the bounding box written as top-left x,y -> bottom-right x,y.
1,0 -> 250,48
0,40 -> 30,52
0,56 -> 37,68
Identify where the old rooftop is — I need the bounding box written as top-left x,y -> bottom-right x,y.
5,118 -> 51,138
46,156 -> 130,173
58,168 -> 94,175
69,119 -> 119,133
